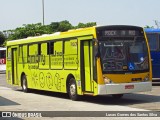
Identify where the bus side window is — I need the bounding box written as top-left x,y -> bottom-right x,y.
147,33 -> 158,51
38,43 -> 41,55
19,45 -> 23,63
159,34 -> 160,50
23,45 -> 28,63
47,42 -> 49,55
49,42 -> 54,54
29,44 -> 38,55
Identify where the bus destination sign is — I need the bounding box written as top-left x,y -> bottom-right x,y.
102,30 -> 141,37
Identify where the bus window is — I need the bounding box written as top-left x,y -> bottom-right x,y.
18,46 -> 23,63
23,45 -> 28,63
146,33 -> 158,51
38,43 -> 41,55
29,44 -> 38,56
49,42 -> 54,55
50,41 -> 63,69
39,42 -> 49,69
64,39 -> 78,69
28,44 -> 38,63
0,50 -> 6,58
159,34 -> 160,49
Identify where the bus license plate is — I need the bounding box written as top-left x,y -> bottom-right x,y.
125,85 -> 134,89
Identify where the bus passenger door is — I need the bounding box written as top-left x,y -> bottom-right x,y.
11,48 -> 18,85
81,40 -> 93,93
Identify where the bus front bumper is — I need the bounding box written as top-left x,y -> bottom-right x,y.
98,82 -> 152,95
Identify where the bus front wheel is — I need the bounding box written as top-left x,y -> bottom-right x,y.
68,78 -> 80,101
22,75 -> 29,93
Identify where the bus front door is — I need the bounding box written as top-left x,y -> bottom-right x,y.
81,40 -> 93,93
11,48 -> 18,85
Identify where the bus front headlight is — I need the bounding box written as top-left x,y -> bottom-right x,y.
104,77 -> 113,84
143,74 -> 150,82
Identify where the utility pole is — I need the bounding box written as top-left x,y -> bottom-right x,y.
42,0 -> 45,25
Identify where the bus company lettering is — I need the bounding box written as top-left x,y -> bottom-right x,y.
64,56 -> 77,66
39,55 -> 45,63
51,57 -> 63,66
28,55 -> 38,63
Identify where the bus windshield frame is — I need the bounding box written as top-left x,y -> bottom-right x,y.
96,26 -> 149,74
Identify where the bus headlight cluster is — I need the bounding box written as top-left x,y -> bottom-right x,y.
103,77 -> 113,84
143,74 -> 150,82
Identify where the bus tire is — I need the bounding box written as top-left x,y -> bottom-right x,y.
68,78 -> 80,101
112,94 -> 123,99
22,75 -> 29,93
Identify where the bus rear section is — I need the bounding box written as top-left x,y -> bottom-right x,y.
95,26 -> 152,97
0,47 -> 6,73
145,28 -> 160,84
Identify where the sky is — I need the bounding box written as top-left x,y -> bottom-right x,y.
0,0 -> 160,31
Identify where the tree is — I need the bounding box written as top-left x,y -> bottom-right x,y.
144,25 -> 154,28
49,21 -> 73,32
76,22 -> 96,29
49,22 -> 59,32
57,20 -> 73,32
7,23 -> 52,40
6,20 -> 97,41
0,31 -> 5,46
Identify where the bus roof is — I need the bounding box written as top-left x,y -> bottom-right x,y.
7,26 -> 96,46
145,28 -> 160,33
7,25 -> 144,46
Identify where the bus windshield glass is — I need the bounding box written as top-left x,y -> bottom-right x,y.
0,50 -> 6,58
99,37 -> 149,73
146,33 -> 159,50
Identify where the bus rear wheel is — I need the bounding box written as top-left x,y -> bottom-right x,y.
68,78 -> 80,101
22,75 -> 29,93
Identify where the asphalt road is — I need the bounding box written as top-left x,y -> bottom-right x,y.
0,73 -> 160,120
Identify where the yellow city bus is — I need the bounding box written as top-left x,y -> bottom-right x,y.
6,25 -> 152,100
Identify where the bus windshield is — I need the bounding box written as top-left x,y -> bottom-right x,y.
146,33 -> 159,50
99,37 -> 149,73
0,50 -> 6,58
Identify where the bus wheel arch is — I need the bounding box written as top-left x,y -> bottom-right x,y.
21,73 -> 29,93
66,74 -> 80,101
